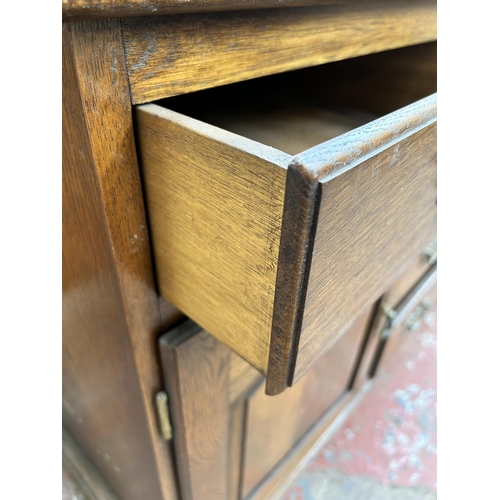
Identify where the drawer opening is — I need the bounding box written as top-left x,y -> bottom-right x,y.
153,42 -> 436,156
134,41 -> 436,395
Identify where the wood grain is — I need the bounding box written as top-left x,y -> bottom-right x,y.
62,20 -> 178,500
375,271 -> 437,374
386,250 -> 435,311
135,105 -> 289,373
135,101 -> 373,377
352,247 -> 434,388
295,113 -> 437,381
63,428 -> 118,500
122,1 -> 437,103
159,323 -> 231,500
242,307 -> 372,497
268,95 -> 437,392
229,351 -> 264,404
62,0 -> 396,21
245,385 -> 371,500
228,352 -> 264,499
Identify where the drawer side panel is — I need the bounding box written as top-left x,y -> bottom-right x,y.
135,105 -> 288,372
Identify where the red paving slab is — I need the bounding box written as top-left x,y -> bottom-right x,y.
281,287 -> 437,500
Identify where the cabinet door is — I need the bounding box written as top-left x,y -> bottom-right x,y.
159,324 -> 231,500
159,303 -> 375,500
240,306 -> 374,498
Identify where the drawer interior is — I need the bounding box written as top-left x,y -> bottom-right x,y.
154,42 -> 436,155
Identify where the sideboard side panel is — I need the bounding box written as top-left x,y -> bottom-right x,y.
62,20 -> 179,500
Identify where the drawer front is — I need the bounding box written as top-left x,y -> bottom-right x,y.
374,264 -> 437,373
136,46 -> 436,394
271,96 -> 436,393
383,240 -> 436,312
352,245 -> 437,387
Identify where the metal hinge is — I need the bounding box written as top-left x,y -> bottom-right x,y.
155,391 -> 173,440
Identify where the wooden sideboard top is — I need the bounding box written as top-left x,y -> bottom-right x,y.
62,0 -> 403,21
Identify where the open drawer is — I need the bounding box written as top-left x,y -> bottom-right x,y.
135,43 -> 437,394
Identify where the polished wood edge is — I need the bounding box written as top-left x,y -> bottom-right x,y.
246,383 -> 372,500
346,299 -> 383,391
62,0 -> 387,22
123,3 -> 436,104
158,318 -> 203,348
159,326 -> 231,500
157,319 -> 203,499
158,327 -> 195,500
63,428 -> 118,500
265,167 -> 321,395
265,94 -> 437,394
292,93 -> 437,183
63,19 -> 178,500
135,104 -> 291,168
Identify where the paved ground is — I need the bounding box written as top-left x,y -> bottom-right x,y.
281,288 -> 437,500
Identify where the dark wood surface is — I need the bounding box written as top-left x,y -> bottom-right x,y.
275,41 -> 437,117
166,103 -> 374,156
229,351 -> 264,404
374,266 -> 437,373
152,313 -> 375,500
122,2 -> 437,104
352,248 -> 434,388
63,0 -> 414,21
349,299 -> 383,391
265,161 -> 321,394
62,20 -> 180,500
228,352 -> 265,499
245,387 -> 370,500
63,8 -> 438,500
63,428 -> 118,500
158,296 -> 185,333
277,95 -> 437,390
159,323 -> 231,500
385,250 -> 435,312
242,307 -> 373,497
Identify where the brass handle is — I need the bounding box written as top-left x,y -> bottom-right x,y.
404,300 -> 431,331
382,264 -> 437,338
422,239 -> 437,265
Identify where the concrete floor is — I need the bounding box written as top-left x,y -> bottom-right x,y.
281,289 -> 437,500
